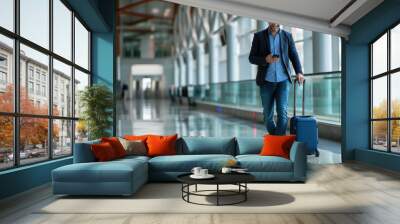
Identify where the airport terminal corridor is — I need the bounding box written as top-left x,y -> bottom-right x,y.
2,0 -> 400,223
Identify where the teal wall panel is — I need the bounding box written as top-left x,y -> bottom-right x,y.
92,33 -> 114,87
66,0 -> 110,32
355,149 -> 400,172
91,0 -> 115,134
0,158 -> 72,199
343,0 -> 400,171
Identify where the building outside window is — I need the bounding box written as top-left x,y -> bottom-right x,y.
42,85 -> 46,97
0,71 -> 7,92
0,71 -> 6,83
35,70 -> 40,81
28,81 -> 34,94
0,54 -> 7,90
35,83 -> 40,95
28,67 -> 34,80
0,54 -> 7,67
54,89 -> 58,103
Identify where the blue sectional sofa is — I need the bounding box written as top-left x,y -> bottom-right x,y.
52,137 -> 307,196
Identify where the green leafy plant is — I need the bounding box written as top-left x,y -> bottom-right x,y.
79,84 -> 113,140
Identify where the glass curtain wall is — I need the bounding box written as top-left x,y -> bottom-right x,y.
0,0 -> 91,170
190,16 -> 342,124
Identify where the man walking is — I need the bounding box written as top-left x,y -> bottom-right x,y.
249,23 -> 304,135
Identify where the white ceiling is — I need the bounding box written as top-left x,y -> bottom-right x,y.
227,0 -> 352,22
164,0 -> 384,38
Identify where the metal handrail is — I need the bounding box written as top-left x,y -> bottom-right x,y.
182,70 -> 341,87
172,71 -> 341,124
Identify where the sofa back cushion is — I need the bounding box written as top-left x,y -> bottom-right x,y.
73,139 -> 100,163
236,137 -> 263,155
177,137 -> 236,155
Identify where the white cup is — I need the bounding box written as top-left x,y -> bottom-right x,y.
200,169 -> 208,176
191,167 -> 202,176
221,167 -> 232,174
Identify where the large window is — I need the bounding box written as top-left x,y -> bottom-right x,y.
74,17 -> 90,70
370,23 -> 400,153
0,0 -> 91,170
53,0 -> 72,60
0,0 -> 14,32
20,0 -> 49,49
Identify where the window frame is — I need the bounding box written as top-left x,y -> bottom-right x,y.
0,0 -> 92,171
369,20 -> 400,154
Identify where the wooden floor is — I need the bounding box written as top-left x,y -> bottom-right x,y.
1,162 -> 400,224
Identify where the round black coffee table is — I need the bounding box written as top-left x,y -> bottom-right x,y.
177,173 -> 255,206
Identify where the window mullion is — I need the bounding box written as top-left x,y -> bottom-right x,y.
388,30 -> 391,152
71,10 -> 76,154
13,0 -> 20,167
48,0 -> 54,160
370,45 -> 373,149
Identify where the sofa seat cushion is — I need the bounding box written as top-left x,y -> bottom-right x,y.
236,155 -> 293,172
149,154 -> 235,172
53,159 -> 147,183
117,155 -> 150,163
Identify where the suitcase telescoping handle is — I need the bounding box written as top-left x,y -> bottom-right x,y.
293,79 -> 305,116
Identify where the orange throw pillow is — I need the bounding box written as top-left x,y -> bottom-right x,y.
91,142 -> 117,162
101,137 -> 127,158
259,135 -> 296,159
146,134 -> 178,157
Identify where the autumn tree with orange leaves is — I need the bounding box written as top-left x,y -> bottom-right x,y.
0,85 -> 59,153
373,99 -> 400,144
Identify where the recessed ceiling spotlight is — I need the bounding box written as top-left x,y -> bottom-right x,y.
151,8 -> 160,14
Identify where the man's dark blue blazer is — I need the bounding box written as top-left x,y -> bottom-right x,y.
248,28 -> 303,86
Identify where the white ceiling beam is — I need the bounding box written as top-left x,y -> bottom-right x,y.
164,0 -> 351,38
330,0 -> 368,28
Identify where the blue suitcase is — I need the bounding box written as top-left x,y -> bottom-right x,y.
289,80 -> 319,156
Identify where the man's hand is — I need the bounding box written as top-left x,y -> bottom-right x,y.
296,73 -> 305,85
265,54 -> 279,64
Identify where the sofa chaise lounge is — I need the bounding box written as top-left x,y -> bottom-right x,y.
52,137 -> 307,196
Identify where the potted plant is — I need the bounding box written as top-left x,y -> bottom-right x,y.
79,84 -> 113,140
